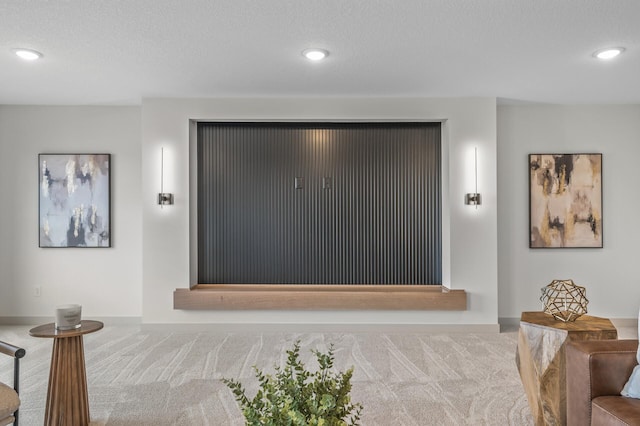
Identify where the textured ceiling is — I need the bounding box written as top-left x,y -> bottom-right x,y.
1,0 -> 639,105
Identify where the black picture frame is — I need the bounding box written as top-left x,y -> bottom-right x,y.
529,153 -> 602,248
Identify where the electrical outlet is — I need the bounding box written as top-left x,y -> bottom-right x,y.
34,286 -> 41,297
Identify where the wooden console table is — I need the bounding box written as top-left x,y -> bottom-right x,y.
30,320 -> 103,426
515,312 -> 617,426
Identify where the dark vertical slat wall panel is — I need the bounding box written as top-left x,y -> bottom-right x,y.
197,122 -> 441,285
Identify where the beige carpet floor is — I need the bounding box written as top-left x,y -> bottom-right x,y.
2,324 -> 537,425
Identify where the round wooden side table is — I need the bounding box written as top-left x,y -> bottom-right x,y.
29,320 -> 103,426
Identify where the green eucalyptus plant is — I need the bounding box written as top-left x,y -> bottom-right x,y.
222,340 -> 363,426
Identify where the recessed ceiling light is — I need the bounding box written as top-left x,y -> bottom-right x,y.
302,48 -> 329,61
12,48 -> 43,61
593,47 -> 625,60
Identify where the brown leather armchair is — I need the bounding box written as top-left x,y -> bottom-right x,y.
566,339 -> 640,426
0,340 -> 25,426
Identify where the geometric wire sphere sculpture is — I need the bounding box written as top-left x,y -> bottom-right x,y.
540,279 -> 589,322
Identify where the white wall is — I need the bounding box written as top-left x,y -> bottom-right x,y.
0,106 -> 142,319
141,98 -> 499,325
498,105 -> 640,320
7,102 -> 634,325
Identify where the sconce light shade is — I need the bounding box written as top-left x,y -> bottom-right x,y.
158,193 -> 174,205
465,193 -> 481,206
158,147 -> 174,206
466,147 -> 481,208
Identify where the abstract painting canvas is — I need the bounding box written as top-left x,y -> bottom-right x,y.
39,154 -> 111,247
529,154 -> 602,248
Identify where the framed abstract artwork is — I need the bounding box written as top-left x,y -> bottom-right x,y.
529,153 -> 602,248
39,154 -> 111,247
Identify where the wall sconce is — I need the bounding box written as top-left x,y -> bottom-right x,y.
465,147 -> 481,208
158,147 -> 174,206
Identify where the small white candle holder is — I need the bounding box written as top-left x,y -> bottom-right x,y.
55,304 -> 82,330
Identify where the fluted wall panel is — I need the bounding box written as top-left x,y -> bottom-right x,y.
198,122 -> 441,284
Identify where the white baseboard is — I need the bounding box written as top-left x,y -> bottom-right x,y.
0,316 -> 142,326
7,316 -> 630,334
0,317 -> 500,333
610,318 -> 638,328
498,317 -> 521,327
499,316 -> 636,333
139,323 -> 501,333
